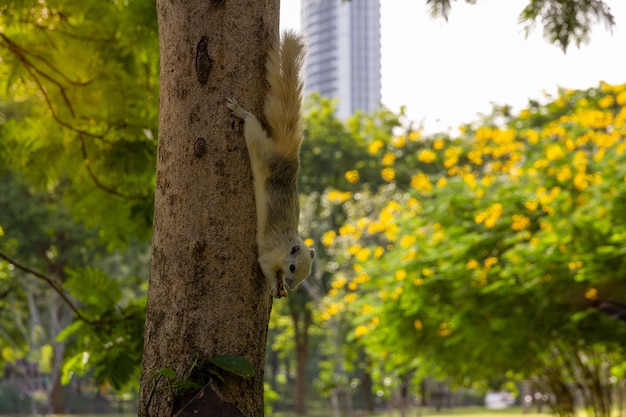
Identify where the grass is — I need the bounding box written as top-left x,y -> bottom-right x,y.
273,406 -> 553,417
1,406 -> 554,417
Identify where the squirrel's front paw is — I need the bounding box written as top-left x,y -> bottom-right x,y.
226,98 -> 249,120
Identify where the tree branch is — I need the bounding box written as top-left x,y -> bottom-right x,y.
0,251 -> 98,326
78,135 -> 151,200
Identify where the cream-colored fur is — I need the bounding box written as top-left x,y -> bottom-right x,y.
226,31 -> 315,298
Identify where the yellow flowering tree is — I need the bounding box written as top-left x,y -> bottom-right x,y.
323,82 -> 626,416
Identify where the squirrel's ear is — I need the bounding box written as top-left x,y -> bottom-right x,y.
310,249 -> 316,260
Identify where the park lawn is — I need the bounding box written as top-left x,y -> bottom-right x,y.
275,406 -> 553,417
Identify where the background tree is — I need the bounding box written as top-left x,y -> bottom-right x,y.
322,82 -> 626,416
426,0 -> 615,51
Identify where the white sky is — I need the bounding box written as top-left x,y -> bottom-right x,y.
280,0 -> 626,133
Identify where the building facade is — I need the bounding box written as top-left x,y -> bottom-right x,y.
301,0 -> 381,119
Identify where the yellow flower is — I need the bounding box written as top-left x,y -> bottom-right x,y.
511,214 -> 530,231
381,167 -> 396,182
355,247 -> 371,262
468,150 -> 483,165
395,270 -> 407,281
391,286 -> 403,300
344,293 -> 357,303
598,95 -> 614,108
320,302 -> 343,321
408,131 -> 421,141
466,259 -> 479,270
348,244 -> 362,255
374,246 -> 384,258
328,190 -> 351,203
525,129 -> 539,144
382,152 -> 396,166
355,325 -> 369,338
546,144 -> 565,161
477,203 -> 504,229
339,223 -> 359,238
304,238 -> 315,247
321,230 -> 336,246
345,169 -> 360,184
418,149 -> 437,163
414,319 -> 423,330
519,109 -> 532,119
422,267 -> 434,277
484,256 -> 498,269
568,260 -> 583,270
407,197 -> 421,210
556,165 -> 572,182
436,177 -> 447,188
331,276 -> 347,289
584,288 -> 598,301
392,135 -> 407,148
574,171 -> 588,190
438,322 -> 451,337
411,173 -> 432,193
463,173 -> 477,189
361,304 -> 373,314
433,139 -> 445,150
354,272 -> 371,284
400,235 -> 416,249
402,248 -> 417,262
368,140 -> 384,155
444,146 -> 462,168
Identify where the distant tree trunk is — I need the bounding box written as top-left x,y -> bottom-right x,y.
137,1 -> 279,416
362,366 -> 374,413
49,292 -> 71,414
290,301 -> 311,415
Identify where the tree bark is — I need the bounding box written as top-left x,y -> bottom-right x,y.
138,1 -> 279,416
290,302 -> 311,416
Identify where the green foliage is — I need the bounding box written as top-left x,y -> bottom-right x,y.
0,0 -> 157,395
0,0 -> 158,249
519,0 -> 615,51
426,0 -> 615,51
58,271 -> 146,391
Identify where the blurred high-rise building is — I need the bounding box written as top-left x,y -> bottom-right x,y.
301,0 -> 381,119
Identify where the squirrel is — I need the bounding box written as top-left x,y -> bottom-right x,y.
226,30 -> 315,298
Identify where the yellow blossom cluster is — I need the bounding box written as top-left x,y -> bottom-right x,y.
475,203 -> 504,229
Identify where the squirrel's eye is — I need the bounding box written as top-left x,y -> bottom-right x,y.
289,264 -> 296,273
290,245 -> 301,255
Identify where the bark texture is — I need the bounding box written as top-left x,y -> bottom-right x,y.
138,1 -> 279,416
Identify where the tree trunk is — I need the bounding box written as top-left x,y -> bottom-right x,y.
49,291 -> 71,414
138,1 -> 279,416
291,304 -> 311,415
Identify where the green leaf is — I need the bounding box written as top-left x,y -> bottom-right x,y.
63,266 -> 122,309
175,380 -> 203,390
207,355 -> 255,379
156,367 -> 177,379
56,319 -> 84,342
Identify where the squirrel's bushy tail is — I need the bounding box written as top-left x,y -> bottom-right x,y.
264,30 -> 305,151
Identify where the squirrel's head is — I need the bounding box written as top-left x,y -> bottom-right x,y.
277,240 -> 315,297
